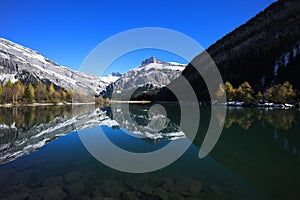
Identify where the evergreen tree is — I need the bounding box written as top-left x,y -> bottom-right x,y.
24,83 -> 35,103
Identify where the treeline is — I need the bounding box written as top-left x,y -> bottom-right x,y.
216,81 -> 298,104
0,80 -> 73,104
0,80 -> 112,105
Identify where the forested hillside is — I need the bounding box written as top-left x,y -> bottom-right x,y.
156,0 -> 300,102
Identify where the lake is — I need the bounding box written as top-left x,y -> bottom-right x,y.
0,104 -> 300,200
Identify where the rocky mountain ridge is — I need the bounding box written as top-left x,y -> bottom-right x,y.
0,38 -> 117,95
103,56 -> 186,99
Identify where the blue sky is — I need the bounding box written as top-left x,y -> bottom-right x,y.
0,0 -> 276,75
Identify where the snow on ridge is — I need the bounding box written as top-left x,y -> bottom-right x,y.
100,74 -> 121,84
167,61 -> 187,66
283,52 -> 290,67
0,73 -> 18,83
274,62 -> 279,77
0,38 -> 112,94
109,60 -> 187,92
1,38 -> 186,95
0,38 -> 41,55
272,42 -> 300,79
131,62 -> 186,72
0,39 -> 50,66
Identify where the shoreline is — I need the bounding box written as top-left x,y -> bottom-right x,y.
0,102 -> 96,107
155,101 -> 300,109
213,101 -> 299,109
0,100 -> 299,109
109,100 -> 152,104
0,100 -> 152,107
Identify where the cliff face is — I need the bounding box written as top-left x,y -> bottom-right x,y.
141,56 -> 164,65
156,0 -> 300,101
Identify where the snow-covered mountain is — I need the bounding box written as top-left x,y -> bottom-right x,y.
0,38 -> 183,97
0,38 -> 117,95
99,73 -> 122,86
94,73 -> 122,94
104,56 -> 186,99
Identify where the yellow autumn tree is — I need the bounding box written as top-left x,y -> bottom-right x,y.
215,83 -> 225,100
224,81 -> 235,101
35,81 -> 48,102
48,83 -> 59,102
3,79 -> 13,102
265,81 -> 296,103
12,81 -> 25,102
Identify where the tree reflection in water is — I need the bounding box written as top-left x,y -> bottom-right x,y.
223,107 -> 298,131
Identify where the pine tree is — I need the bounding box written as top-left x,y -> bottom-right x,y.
24,83 -> 35,103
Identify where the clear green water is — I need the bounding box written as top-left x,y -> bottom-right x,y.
0,104 -> 299,200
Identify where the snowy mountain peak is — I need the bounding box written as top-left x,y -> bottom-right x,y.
103,58 -> 187,98
141,56 -> 164,65
111,72 -> 122,77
